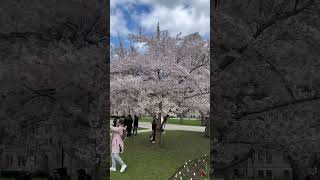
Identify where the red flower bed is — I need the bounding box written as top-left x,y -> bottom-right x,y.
169,155 -> 209,180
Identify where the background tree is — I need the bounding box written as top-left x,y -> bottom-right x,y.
0,0 -> 108,179
211,0 -> 320,179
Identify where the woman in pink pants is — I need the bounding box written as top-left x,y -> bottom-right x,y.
110,118 -> 127,173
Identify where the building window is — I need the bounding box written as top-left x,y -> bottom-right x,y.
18,156 -> 22,166
234,169 -> 239,176
258,170 -> 264,177
6,155 -> 13,166
266,151 -> 272,164
266,170 -> 272,177
283,170 -> 290,176
258,151 -> 264,161
283,153 -> 288,161
18,156 -> 26,167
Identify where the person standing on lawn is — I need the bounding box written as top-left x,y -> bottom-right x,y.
204,116 -> 208,133
126,115 -> 133,137
110,118 -> 128,173
150,119 -> 157,143
123,115 -> 128,127
133,115 -> 139,135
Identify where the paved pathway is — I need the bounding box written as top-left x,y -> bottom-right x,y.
110,121 -> 205,133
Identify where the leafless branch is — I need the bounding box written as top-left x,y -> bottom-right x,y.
235,95 -> 320,120
255,51 -> 296,100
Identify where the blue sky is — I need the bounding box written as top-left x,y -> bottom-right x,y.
110,0 -> 210,49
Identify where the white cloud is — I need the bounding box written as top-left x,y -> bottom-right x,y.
133,42 -> 148,54
110,0 -> 210,38
110,9 -> 130,36
133,0 -> 210,37
110,41 -> 115,48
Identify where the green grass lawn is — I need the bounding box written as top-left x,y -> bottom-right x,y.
110,130 -> 209,180
140,117 -> 203,126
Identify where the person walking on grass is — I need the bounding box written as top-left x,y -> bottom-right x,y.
133,115 -> 139,135
110,118 -> 128,173
126,115 -> 133,137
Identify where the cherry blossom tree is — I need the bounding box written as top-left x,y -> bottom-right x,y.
111,24 -> 210,147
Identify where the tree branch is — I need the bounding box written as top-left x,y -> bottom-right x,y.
255,51 -> 296,100
144,108 -> 157,120
184,91 -> 210,99
235,95 -> 320,120
216,0 -> 314,72
0,32 -> 52,41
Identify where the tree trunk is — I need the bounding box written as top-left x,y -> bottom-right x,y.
61,146 -> 64,168
316,161 -> 320,180
93,161 -> 101,180
291,162 -> 306,180
156,102 -> 162,147
292,169 -> 305,180
223,168 -> 235,180
179,114 -> 183,125
23,135 -> 31,171
251,165 -> 255,180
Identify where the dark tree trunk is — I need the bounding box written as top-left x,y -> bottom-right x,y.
93,162 -> 101,180
61,146 -> 64,168
316,161 -> 320,180
223,168 -> 234,180
291,163 -> 306,180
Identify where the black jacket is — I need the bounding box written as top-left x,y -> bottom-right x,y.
127,116 -> 133,127
163,116 -> 169,125
134,116 -> 139,126
113,119 -> 117,127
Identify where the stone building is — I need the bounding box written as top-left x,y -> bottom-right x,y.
0,121 -> 93,176
232,150 -> 292,179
